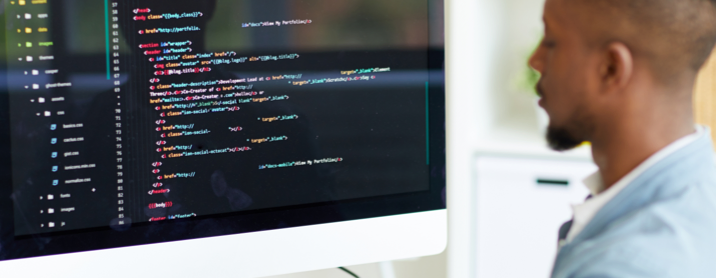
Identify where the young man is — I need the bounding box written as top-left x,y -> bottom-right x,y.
529,0 -> 716,277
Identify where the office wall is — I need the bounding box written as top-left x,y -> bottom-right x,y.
695,48 -> 716,140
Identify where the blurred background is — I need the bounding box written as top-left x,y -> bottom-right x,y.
262,0 -> 716,276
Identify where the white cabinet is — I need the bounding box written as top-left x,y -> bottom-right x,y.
473,156 -> 596,278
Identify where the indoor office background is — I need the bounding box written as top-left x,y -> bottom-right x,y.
268,0 -> 716,276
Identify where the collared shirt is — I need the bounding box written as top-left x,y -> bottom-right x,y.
565,125 -> 705,243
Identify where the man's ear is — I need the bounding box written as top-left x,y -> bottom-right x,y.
599,42 -> 633,93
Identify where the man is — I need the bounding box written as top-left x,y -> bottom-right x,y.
529,0 -> 716,277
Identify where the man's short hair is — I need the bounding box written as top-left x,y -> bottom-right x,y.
576,0 -> 716,84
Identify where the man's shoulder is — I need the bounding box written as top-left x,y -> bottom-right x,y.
604,180 -> 716,250
553,134 -> 716,278
555,181 -> 716,278
602,157 -> 716,241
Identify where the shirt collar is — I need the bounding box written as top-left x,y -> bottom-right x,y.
584,125 -> 705,195
582,172 -> 604,196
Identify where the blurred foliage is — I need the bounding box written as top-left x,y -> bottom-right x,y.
517,38 -> 542,96
523,65 -> 540,96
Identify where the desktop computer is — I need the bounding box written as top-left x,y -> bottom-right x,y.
0,0 -> 446,277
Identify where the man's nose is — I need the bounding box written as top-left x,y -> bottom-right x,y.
528,46 -> 544,74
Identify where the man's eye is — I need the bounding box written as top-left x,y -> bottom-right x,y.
542,40 -> 556,48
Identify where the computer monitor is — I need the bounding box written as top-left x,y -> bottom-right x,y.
0,0 -> 445,277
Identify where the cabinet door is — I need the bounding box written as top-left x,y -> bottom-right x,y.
474,156 -> 595,278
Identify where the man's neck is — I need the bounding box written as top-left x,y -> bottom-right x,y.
590,103 -> 695,190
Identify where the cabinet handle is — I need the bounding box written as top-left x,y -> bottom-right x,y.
536,178 -> 569,186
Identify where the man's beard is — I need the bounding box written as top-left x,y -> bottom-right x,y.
546,125 -> 584,151
538,82 -> 591,151
545,105 -> 592,151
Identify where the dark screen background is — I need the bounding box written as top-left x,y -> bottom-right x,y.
0,0 -> 445,261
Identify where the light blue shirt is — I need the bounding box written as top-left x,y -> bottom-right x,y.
552,129 -> 716,278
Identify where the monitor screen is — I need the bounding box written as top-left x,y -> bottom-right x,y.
0,0 -> 444,260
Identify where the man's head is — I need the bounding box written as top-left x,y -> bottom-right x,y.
529,0 -> 716,151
